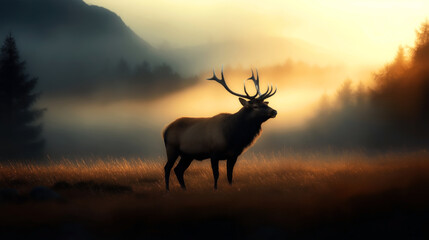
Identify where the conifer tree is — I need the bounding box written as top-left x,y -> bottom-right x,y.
0,34 -> 44,160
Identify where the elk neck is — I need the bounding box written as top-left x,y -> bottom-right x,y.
226,107 -> 263,150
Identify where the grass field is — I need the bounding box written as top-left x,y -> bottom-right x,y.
1,152 -> 429,239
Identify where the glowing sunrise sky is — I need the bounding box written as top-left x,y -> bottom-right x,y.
85,0 -> 428,66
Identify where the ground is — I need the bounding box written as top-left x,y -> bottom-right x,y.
1,152 -> 429,239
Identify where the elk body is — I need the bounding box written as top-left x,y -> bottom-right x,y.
163,69 -> 277,190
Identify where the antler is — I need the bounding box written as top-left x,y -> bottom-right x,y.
247,69 -> 261,96
207,67 -> 257,99
247,68 -> 277,100
208,67 -> 277,100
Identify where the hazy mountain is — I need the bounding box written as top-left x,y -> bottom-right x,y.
0,0 -> 163,96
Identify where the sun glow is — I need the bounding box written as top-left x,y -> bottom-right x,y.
84,0 -> 428,67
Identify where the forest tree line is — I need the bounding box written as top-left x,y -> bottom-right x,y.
272,21 -> 429,151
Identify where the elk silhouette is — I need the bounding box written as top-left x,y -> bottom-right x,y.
163,68 -> 277,190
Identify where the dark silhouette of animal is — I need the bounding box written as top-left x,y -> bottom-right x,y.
163,68 -> 277,190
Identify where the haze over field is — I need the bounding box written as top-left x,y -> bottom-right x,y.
1,0 -> 428,157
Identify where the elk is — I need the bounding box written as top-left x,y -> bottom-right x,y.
163,68 -> 277,190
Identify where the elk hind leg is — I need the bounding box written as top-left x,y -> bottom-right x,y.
164,147 -> 179,191
174,157 -> 193,189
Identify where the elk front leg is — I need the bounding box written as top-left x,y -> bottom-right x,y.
227,157 -> 237,185
210,158 -> 219,190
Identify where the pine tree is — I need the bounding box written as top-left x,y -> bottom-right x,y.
413,19 -> 429,62
337,79 -> 354,108
0,34 -> 45,161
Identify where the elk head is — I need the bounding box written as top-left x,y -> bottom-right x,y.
208,68 -> 277,122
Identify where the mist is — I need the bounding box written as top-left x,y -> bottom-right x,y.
38,58 -> 373,157
2,0 -> 428,158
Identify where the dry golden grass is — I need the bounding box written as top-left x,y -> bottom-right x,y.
1,151 -> 429,239
1,151 -> 428,194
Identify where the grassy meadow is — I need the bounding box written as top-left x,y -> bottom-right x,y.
1,152 -> 429,239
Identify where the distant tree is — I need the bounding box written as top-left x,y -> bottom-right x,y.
318,93 -> 331,113
414,19 -> 429,49
0,34 -> 45,161
153,63 -> 175,78
355,81 -> 366,106
116,58 -> 130,77
394,46 -> 407,64
336,79 -> 354,108
413,19 -> 429,62
134,61 -> 152,81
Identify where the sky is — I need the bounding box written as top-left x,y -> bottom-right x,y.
84,0 -> 429,66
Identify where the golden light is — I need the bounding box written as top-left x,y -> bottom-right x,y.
85,0 -> 428,67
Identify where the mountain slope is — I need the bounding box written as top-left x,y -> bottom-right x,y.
0,0 -> 160,95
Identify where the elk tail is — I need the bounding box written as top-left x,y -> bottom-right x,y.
162,126 -> 169,145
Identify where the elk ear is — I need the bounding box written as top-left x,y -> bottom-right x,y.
264,101 -> 269,105
239,98 -> 249,107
